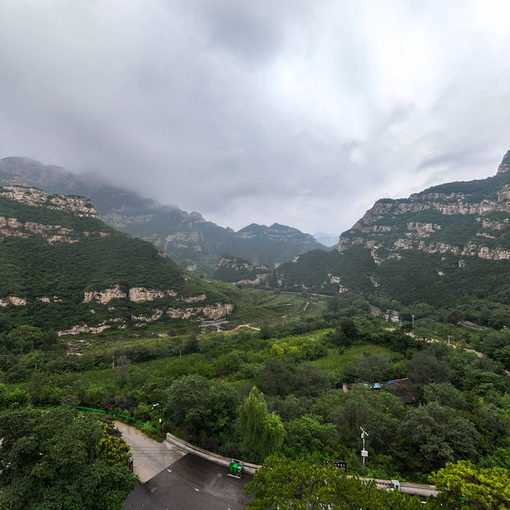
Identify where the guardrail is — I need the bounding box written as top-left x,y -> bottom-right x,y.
354,477 -> 439,497
165,432 -> 438,497
165,432 -> 261,475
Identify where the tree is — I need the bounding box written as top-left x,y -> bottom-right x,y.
238,387 -> 285,463
431,460 -> 510,509
257,359 -> 297,396
1,325 -> 56,354
165,374 -> 211,428
356,353 -> 390,384
244,456 -> 430,509
165,374 -> 238,439
447,310 -> 464,325
257,360 -> 331,398
407,352 -> 451,396
114,353 -> 131,385
283,415 -> 337,458
399,402 -> 480,473
316,387 -> 404,453
182,335 -> 200,354
97,422 -> 131,466
423,383 -> 468,410
340,318 -> 358,339
0,406 -> 136,510
215,350 -> 243,376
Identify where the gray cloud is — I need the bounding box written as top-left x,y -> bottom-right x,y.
0,0 -> 509,235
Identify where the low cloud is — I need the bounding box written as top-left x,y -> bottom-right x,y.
0,0 -> 509,234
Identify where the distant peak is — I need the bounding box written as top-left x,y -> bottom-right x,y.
497,150 -> 510,175
189,211 -> 205,222
269,223 -> 293,230
238,223 -> 268,233
1,156 -> 38,163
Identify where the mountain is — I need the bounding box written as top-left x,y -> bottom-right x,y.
214,255 -> 272,287
274,151 -> 510,308
0,184 -> 234,334
0,157 -> 326,275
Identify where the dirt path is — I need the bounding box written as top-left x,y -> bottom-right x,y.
229,323 -> 261,332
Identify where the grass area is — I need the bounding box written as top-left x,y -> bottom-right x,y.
78,351 -> 207,386
75,331 -> 402,391
314,344 -> 403,373
227,288 -> 326,324
73,329 -> 334,388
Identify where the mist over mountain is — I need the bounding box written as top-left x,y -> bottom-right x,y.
0,157 -> 326,275
313,232 -> 338,247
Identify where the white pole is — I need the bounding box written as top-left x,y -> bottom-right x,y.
361,427 -> 369,466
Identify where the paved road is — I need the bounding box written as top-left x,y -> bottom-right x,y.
116,422 -> 251,509
115,421 -> 185,483
124,454 -> 252,510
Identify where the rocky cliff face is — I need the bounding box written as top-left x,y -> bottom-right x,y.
214,255 -> 272,287
274,150 -> 510,306
337,152 -> 510,265
497,150 -> 510,175
0,185 -> 98,218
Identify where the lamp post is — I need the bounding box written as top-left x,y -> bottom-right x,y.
151,403 -> 162,432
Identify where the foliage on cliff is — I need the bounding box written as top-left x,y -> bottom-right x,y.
0,189 -> 234,330
274,157 -> 510,312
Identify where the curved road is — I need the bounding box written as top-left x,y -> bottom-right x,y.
117,422 -> 251,510
115,422 -> 185,483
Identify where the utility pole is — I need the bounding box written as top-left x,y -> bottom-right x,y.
360,427 -> 369,466
411,314 -> 415,328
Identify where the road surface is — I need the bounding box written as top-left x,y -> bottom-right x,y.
115,421 -> 185,483
124,454 -> 252,510
116,422 -> 252,509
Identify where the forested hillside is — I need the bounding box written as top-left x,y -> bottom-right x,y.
273,152 -> 510,321
0,185 -> 234,333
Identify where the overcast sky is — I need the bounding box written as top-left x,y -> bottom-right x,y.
0,0 -> 509,235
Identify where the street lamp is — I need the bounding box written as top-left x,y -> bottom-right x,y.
151,403 -> 162,432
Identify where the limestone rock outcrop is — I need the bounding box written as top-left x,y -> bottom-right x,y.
0,296 -> 27,307
0,185 -> 99,217
497,150 -> 510,175
337,152 -> 510,264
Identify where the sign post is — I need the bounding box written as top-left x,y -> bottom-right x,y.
324,460 -> 348,472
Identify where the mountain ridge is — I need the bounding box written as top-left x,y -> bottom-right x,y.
0,157 -> 326,275
249,150 -> 510,315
